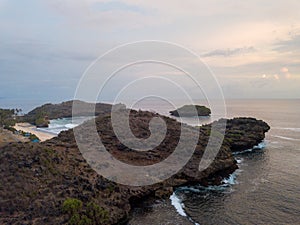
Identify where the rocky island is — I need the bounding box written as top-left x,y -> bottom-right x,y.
0,103 -> 270,225
170,105 -> 211,117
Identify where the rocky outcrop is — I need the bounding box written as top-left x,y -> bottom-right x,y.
222,117 -> 270,152
0,109 -> 270,225
35,116 -> 50,128
170,105 -> 211,117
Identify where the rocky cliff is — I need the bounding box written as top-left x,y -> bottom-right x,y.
0,109 -> 270,225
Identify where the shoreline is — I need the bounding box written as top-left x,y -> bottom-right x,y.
14,123 -> 56,142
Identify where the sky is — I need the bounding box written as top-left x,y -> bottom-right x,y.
1,0 -> 300,110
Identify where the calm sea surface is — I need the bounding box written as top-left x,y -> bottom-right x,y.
129,99 -> 300,225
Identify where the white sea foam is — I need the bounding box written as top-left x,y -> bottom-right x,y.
38,116 -> 93,135
222,173 -> 237,185
170,193 -> 201,225
236,158 -> 244,164
233,141 -> 266,155
171,171 -> 240,224
256,142 -> 266,149
65,123 -> 78,129
176,174 -> 238,194
170,193 -> 187,217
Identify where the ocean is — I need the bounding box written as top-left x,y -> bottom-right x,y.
10,99 -> 300,224
129,99 -> 300,225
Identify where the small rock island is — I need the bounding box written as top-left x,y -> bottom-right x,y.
170,105 -> 211,117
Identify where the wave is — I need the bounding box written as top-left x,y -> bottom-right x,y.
170,171 -> 239,225
170,193 -> 200,225
223,173 -> 237,185
273,127 -> 300,132
38,116 -> 93,135
233,141 -> 266,155
236,158 -> 244,164
65,123 -> 78,129
170,193 -> 187,217
271,135 -> 300,141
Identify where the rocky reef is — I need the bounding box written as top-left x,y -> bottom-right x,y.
169,105 -> 211,117
0,108 -> 269,225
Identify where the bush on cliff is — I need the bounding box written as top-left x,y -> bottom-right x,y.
0,108 -> 16,127
62,198 -> 109,225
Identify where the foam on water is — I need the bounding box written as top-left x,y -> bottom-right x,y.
223,173 -> 237,185
65,123 -> 77,129
170,172 -> 239,225
38,116 -> 94,135
169,141 -> 267,223
170,193 -> 200,225
233,141 -> 266,155
236,158 -> 244,164
170,193 -> 187,217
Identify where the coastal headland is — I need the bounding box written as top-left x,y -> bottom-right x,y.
0,101 -> 270,224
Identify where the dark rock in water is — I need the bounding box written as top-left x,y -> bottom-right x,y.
221,117 -> 270,152
0,108 -> 270,225
170,105 -> 211,117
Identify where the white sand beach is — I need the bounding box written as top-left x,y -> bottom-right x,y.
14,123 -> 56,142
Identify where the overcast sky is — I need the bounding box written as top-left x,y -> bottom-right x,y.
1,0 -> 300,109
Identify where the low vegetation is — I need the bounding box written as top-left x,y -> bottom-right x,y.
0,108 -> 18,127
62,198 -> 109,225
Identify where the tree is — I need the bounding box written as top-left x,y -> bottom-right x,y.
0,108 -> 16,127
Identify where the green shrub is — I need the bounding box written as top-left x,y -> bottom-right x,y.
62,199 -> 109,225
4,125 -> 17,133
62,198 -> 83,215
87,202 -> 109,224
78,215 -> 92,225
69,213 -> 80,225
29,134 -> 40,141
0,108 -> 16,127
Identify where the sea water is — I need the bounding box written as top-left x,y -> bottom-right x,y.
8,98 -> 299,224
129,99 -> 300,225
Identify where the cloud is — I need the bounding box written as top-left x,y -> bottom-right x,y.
44,0 -> 160,31
202,47 -> 256,57
91,1 -> 147,14
1,0 -> 300,100
273,34 -> 300,53
281,67 -> 289,73
0,39 -> 96,62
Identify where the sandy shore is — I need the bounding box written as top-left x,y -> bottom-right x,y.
14,123 -> 56,142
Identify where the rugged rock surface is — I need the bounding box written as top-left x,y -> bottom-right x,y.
221,117 -> 270,152
170,105 -> 211,117
0,109 -> 270,225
